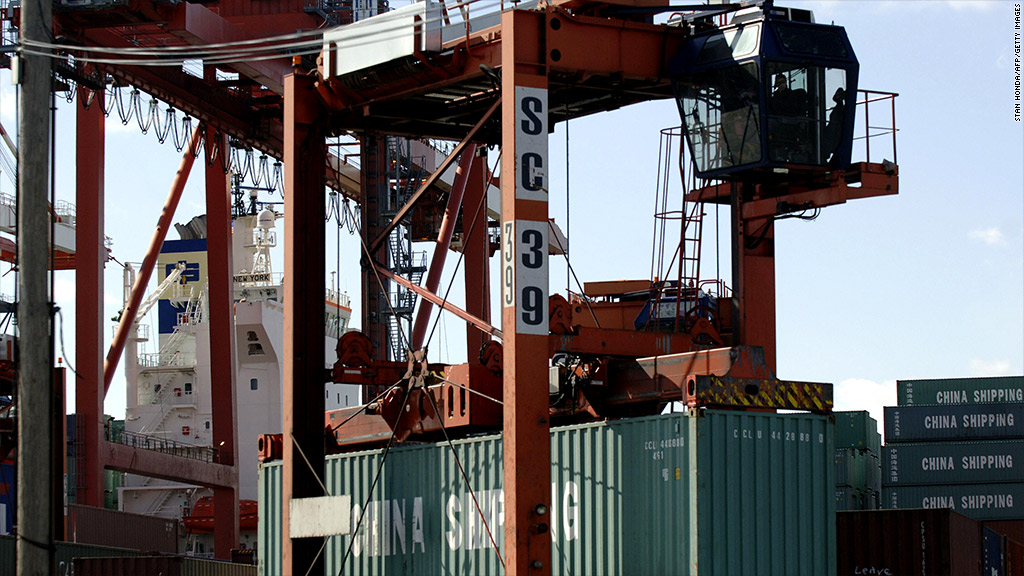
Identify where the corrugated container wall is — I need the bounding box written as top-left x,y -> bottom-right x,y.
1008,537 -> 1024,576
884,483 -> 1024,522
836,448 -> 880,493
898,376 -> 1024,406
884,404 -> 1024,443
984,526 -> 1006,576
260,410 -> 835,576
836,487 -> 879,512
837,509 -> 983,576
834,411 -> 881,454
73,555 -> 258,576
987,520 -> 1024,544
258,460 -> 283,576
67,503 -> 179,553
0,535 -> 144,573
883,441 -> 1024,486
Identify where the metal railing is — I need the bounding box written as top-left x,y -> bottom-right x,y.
855,89 -> 899,165
327,288 -> 351,309
138,350 -> 196,368
107,428 -> 219,463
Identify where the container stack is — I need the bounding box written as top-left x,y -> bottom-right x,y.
882,375 -> 1024,572
834,411 -> 882,511
259,409 -> 837,575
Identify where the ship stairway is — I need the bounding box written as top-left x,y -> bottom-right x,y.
133,479 -> 178,517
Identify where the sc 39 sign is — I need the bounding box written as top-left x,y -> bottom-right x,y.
503,86 -> 549,335
502,220 -> 549,335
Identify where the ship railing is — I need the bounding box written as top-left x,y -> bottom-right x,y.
106,429 -> 218,463
326,288 -> 351,309
138,350 -> 197,368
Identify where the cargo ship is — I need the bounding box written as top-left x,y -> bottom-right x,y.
113,205 -> 361,554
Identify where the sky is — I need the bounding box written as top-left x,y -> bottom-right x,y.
0,0 -> 1020,437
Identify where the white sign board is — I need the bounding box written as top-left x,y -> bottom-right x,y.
289,495 -> 353,538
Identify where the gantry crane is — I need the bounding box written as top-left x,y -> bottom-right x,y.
3,0 -> 897,568
270,0 -> 900,574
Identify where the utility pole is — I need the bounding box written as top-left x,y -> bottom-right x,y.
17,0 -> 54,569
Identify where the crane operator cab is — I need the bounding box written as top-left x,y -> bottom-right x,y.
671,3 -> 859,180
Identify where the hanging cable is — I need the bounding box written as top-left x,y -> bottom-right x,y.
422,150 -> 500,352
423,388 -> 505,569
337,385 -> 413,575
56,308 -> 79,379
546,218 -> 600,329
436,375 -> 503,406
343,201 -> 410,355
564,82 -> 570,295
328,379 -> 405,433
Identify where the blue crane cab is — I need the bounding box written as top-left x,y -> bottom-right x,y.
671,4 -> 859,180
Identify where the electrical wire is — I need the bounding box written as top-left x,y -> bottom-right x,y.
16,0 -> 509,67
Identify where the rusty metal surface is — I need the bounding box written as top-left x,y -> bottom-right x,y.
500,11 -> 552,575
282,71 -> 329,576
75,90 -> 106,509
601,346 -> 773,406
205,132 -> 241,558
103,441 -> 237,488
67,504 -> 178,554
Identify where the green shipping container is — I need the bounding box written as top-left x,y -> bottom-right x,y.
836,448 -> 880,493
883,441 -> 1024,486
0,536 -> 143,573
836,487 -> 879,512
834,411 -> 881,455
883,483 -> 1024,522
897,376 -> 1024,406
73,556 -> 257,576
259,410 -> 836,576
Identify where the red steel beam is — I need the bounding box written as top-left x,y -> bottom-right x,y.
501,10 -> 551,575
103,127 -> 201,393
75,86 -> 106,508
367,100 -> 499,257
205,128 -> 240,558
550,326 -> 696,358
282,71 -> 328,576
374,265 -> 501,340
359,135 -> 390,365
732,183 -> 776,371
410,143 -> 478,350
104,442 -> 237,487
462,153 -> 491,357
165,3 -> 294,94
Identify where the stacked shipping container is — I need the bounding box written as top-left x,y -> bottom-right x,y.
882,375 -> 1024,575
259,409 -> 837,575
837,509 -> 984,576
834,411 -> 881,511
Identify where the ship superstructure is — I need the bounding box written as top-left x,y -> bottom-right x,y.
118,205 -> 358,553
